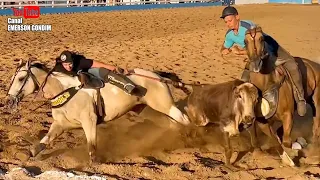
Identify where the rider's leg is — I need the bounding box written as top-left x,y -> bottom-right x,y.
276,47 -> 306,116
93,68 -> 138,95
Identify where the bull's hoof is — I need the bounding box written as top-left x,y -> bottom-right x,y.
230,151 -> 239,164
252,148 -> 266,159
30,143 -> 46,157
15,150 -> 31,162
234,161 -> 250,170
224,164 -> 240,172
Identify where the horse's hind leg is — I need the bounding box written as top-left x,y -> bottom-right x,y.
145,96 -> 190,126
30,121 -> 65,157
143,87 -> 190,126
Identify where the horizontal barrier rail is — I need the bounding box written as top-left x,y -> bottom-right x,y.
0,0 -> 221,9
0,0 -> 222,15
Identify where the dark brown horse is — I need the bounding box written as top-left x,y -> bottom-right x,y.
244,26 -> 320,157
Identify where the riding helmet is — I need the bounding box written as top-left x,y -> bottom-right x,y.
220,6 -> 238,19
59,50 -> 73,63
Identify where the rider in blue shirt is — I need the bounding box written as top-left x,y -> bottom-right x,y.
220,6 -> 307,116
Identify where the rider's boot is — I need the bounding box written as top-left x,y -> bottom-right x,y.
282,61 -> 307,116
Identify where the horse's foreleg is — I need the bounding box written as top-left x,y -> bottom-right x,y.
30,121 -> 64,157
81,115 -> 98,164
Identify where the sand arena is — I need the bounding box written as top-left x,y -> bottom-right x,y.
0,4 -> 320,179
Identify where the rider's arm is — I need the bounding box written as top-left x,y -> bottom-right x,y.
91,60 -> 117,71
220,33 -> 234,55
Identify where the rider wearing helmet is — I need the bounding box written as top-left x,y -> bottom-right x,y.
220,6 -> 307,116
54,50 -> 138,96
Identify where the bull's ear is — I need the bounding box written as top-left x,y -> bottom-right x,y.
233,86 -> 241,98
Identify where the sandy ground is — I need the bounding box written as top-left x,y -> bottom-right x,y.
0,3 -> 320,180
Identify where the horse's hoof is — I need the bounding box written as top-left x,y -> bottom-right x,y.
283,141 -> 293,149
30,143 -> 46,157
283,146 -> 298,158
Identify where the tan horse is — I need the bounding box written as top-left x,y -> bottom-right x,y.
6,59 -> 190,163
243,26 -> 320,158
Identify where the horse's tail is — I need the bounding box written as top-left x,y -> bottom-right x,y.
153,70 -> 192,95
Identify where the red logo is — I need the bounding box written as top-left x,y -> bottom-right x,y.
12,6 -> 40,19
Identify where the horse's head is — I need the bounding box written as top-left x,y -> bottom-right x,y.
244,26 -> 269,73
6,59 -> 47,109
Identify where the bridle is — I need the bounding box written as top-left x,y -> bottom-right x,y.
7,63 -> 42,102
245,27 -> 269,61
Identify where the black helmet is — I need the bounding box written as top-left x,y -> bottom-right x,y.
59,50 -> 73,63
220,6 -> 238,19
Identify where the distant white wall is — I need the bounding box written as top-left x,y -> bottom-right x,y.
235,0 -> 268,4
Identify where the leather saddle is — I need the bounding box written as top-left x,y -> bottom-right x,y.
258,66 -> 286,119
78,72 -> 105,89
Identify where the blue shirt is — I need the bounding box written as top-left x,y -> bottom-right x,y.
223,20 -> 256,49
223,20 -> 279,56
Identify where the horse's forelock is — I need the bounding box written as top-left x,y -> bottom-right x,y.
245,26 -> 263,36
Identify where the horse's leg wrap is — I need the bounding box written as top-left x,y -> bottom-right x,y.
98,68 -> 137,95
282,60 -> 306,116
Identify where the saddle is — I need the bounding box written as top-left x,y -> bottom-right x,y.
78,72 -> 105,89
256,66 -> 286,119
78,72 -> 105,118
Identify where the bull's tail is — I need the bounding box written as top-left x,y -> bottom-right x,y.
153,70 -> 192,95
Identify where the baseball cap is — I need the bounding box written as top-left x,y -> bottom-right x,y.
220,6 -> 238,19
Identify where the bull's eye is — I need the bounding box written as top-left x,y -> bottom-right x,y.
18,77 -> 25,81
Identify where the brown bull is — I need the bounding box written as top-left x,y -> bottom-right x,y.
183,79 -> 259,166
244,26 -> 320,162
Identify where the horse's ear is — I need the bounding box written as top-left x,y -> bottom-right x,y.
18,59 -> 23,67
13,58 -> 24,67
26,60 -> 31,69
256,25 -> 262,32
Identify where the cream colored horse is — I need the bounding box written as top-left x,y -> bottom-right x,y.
6,60 -> 190,163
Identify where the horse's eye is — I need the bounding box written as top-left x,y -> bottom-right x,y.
18,77 -> 24,81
